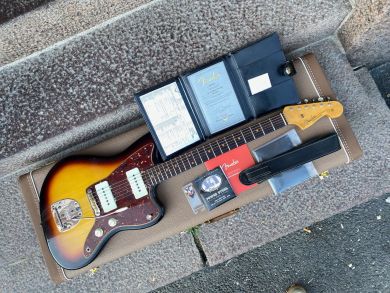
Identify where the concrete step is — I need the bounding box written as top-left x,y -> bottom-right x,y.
0,0 -> 154,66
338,0 -> 390,69
0,0 -> 352,177
0,0 -> 50,24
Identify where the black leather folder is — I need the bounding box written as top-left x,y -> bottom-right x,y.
135,33 -> 300,160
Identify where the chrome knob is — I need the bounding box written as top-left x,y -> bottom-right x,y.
94,228 -> 104,237
108,218 -> 117,227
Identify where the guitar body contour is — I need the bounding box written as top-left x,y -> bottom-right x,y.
40,134 -> 164,270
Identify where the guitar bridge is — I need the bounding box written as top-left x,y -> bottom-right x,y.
87,190 -> 101,216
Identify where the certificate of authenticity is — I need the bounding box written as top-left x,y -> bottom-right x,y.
187,61 -> 245,134
139,82 -> 200,156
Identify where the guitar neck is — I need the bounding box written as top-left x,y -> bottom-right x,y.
145,113 -> 287,185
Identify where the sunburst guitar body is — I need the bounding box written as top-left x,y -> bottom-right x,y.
40,135 -> 163,270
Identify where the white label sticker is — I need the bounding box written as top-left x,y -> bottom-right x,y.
247,73 -> 272,95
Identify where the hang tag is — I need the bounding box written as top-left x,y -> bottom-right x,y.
247,73 -> 272,95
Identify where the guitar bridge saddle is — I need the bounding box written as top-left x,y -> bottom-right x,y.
51,199 -> 82,232
87,189 -> 101,216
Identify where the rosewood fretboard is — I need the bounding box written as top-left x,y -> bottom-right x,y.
145,113 -> 287,186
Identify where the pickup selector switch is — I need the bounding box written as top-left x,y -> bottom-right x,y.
108,218 -> 117,227
94,228 -> 104,237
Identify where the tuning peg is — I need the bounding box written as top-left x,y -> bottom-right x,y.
303,98 -> 309,103
318,97 -> 324,102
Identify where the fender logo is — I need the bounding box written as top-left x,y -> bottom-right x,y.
222,159 -> 239,170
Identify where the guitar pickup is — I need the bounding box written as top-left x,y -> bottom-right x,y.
126,168 -> 148,199
95,181 -> 117,213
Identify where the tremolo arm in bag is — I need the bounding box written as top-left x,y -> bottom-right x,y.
40,101 -> 343,269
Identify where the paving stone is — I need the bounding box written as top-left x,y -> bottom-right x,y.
196,38 -> 390,266
0,233 -> 203,292
0,255 -> 7,267
156,194 -> 390,293
0,0 -> 153,66
0,175 -> 41,263
0,0 -> 50,23
0,0 -> 351,161
370,62 -> 390,107
338,0 -> 390,68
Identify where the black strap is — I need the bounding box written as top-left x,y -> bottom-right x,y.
239,133 -> 341,185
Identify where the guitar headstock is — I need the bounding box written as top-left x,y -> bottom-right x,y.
283,101 -> 344,130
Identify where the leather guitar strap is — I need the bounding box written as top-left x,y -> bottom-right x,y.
239,133 -> 341,185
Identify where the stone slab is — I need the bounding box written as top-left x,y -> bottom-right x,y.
196,38 -> 390,266
0,0 -> 351,162
0,175 -> 41,263
338,0 -> 390,68
370,62 -> 390,107
0,232 -> 203,292
0,176 -> 203,291
0,0 -> 153,66
0,0 -> 50,23
155,194 -> 390,293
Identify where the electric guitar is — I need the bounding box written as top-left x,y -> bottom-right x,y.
40,101 -> 343,269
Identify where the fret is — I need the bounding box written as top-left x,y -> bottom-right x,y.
269,118 -> 275,131
213,141 -> 222,157
194,148 -> 203,164
181,155 -> 191,171
232,134 -> 239,147
170,164 -> 177,176
155,167 -> 165,182
189,151 -> 198,167
185,153 -> 192,168
148,173 -> 156,186
242,129 -> 254,143
251,125 -> 261,139
202,145 -> 210,160
199,146 -> 209,161
161,166 -> 169,181
205,144 -> 216,160
275,115 -> 286,128
200,151 -> 209,162
240,130 -> 247,143
224,137 -> 231,151
210,144 -> 216,158
264,120 -> 274,134
234,132 -> 245,147
259,122 -> 265,135
172,157 -> 182,174
166,166 -> 173,177
280,113 -> 287,126
249,126 -> 256,140
149,168 -> 157,184
162,165 -> 169,179
219,137 -> 230,153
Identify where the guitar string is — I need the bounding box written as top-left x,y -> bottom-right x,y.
39,115 -> 286,219
108,114 -> 285,190
40,115 -> 285,218
39,115 -> 285,219
46,114 -> 285,198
